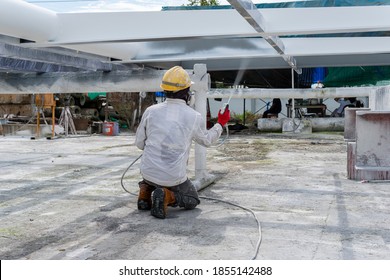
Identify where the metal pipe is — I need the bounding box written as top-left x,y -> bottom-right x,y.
243,98 -> 246,125
291,68 -> 295,119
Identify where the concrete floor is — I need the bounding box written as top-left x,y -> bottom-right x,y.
0,131 -> 389,260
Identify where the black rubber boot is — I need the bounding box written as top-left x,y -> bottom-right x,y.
151,188 -> 166,219
151,188 -> 176,219
137,182 -> 154,210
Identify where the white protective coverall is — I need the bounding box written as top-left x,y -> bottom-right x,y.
135,98 -> 223,187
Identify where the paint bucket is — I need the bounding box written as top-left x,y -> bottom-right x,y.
103,122 -> 119,136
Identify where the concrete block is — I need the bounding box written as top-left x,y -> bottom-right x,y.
257,118 -> 283,132
258,117 -> 344,133
282,118 -> 312,134
344,108 -> 371,142
369,87 -> 390,110
355,111 -> 390,180
355,167 -> 390,181
310,117 -> 344,132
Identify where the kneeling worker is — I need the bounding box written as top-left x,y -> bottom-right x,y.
135,66 -> 230,219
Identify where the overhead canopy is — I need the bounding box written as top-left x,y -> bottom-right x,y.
1,0 -> 390,90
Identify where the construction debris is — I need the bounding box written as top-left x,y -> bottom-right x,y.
0,92 -> 155,137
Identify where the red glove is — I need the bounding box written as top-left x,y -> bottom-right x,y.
218,106 -> 230,127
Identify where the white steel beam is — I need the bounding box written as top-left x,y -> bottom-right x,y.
2,3 -> 390,75
15,6 -> 389,72
0,57 -> 78,73
32,6 -> 390,45
6,4 -> 389,72
116,37 -> 390,70
264,6 -> 390,36
46,10 -> 254,45
0,70 -> 165,94
0,0 -> 58,42
226,0 -> 267,33
227,0 -> 300,73
0,42 -> 116,71
207,87 -> 373,100
70,37 -> 390,63
187,53 -> 390,71
0,68 -> 199,94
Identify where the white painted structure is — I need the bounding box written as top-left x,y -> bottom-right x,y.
2,0 -> 390,74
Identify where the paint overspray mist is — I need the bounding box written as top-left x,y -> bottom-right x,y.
221,59 -> 250,112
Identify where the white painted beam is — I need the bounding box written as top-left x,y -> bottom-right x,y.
3,69 -> 375,100
208,87 -> 374,99
53,10 -> 255,45
227,0 -> 267,33
2,3 -> 390,74
7,5 -> 389,72
0,70 -> 165,94
0,68 -> 200,94
116,37 -> 390,70
57,37 -> 390,67
264,6 -> 390,36
38,6 -> 390,45
227,0 -> 300,73
0,57 -> 78,73
0,42 -> 115,71
0,0 -> 58,42
285,37 -> 390,56
127,37 -> 390,62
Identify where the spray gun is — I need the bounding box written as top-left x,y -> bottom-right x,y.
220,103 -> 229,115
220,91 -> 233,115
214,90 -> 234,148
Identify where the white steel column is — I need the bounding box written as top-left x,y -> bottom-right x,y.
192,64 -> 209,180
191,64 -> 218,190
291,68 -> 295,119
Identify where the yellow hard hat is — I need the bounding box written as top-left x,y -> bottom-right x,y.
160,66 -> 192,92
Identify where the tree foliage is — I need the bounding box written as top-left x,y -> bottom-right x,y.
187,0 -> 220,6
